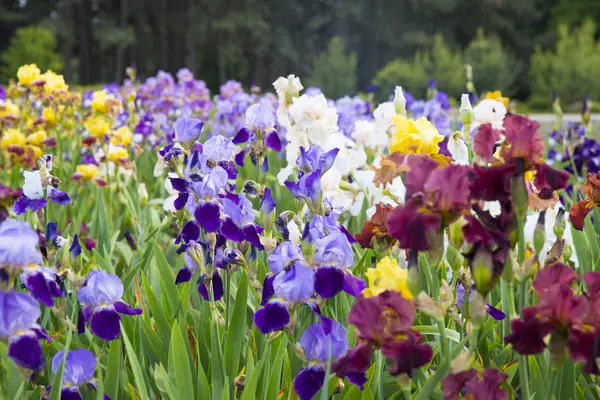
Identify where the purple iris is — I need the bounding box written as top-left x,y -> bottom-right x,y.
296,146 -> 339,176
306,214 -> 339,241
77,270 -> 142,341
203,135 -> 237,162
268,241 -> 303,274
313,230 -> 354,269
51,348 -> 110,399
19,265 -> 63,307
294,319 -> 348,400
233,101 -> 282,152
0,290 -> 50,370
174,116 -> 203,144
273,262 -> 315,302
0,219 -> 43,269
285,170 -> 323,212
220,195 -> 264,249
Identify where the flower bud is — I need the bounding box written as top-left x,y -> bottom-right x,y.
564,244 -> 573,263
407,252 -> 421,298
471,249 -> 493,295
439,280 -> 454,311
447,244 -> 465,273
294,342 -> 307,361
417,291 -> 444,321
124,231 -> 137,251
334,379 -> 345,394
534,211 -> 546,255
396,374 -> 412,390
54,235 -> 67,249
459,94 -> 473,126
553,207 -> 566,239
243,180 -> 259,198
448,217 -> 466,248
234,375 -> 246,391
393,86 -> 407,116
510,159 -> 528,218
138,183 -> 148,208
450,351 -> 473,374
467,290 -> 487,326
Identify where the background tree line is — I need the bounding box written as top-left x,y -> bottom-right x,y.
1,0 -> 599,104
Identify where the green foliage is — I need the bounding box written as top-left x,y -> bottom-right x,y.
374,34 -> 464,99
0,25 -> 63,81
530,19 -> 600,106
307,37 -> 357,98
464,28 -> 520,96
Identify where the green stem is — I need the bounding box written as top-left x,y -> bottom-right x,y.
516,213 -> 531,400
414,362 -> 449,400
437,320 -> 450,361
519,355 -> 531,400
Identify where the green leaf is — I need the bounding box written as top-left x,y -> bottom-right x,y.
170,323 -> 196,399
93,249 -> 115,274
196,345 -> 211,400
266,335 -> 288,400
153,241 -> 180,315
412,325 -> 461,343
49,326 -> 73,400
241,357 -> 265,400
224,271 -> 248,380
122,243 -> 154,289
121,327 -> 150,399
153,364 -> 178,400
104,339 -> 122,399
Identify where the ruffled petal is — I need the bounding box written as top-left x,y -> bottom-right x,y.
90,307 -> 121,341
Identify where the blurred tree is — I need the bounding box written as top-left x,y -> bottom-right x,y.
307,37 -> 357,98
530,19 -> 600,107
0,24 -> 63,81
464,28 -> 521,96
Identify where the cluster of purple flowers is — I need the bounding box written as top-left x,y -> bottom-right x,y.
335,96 -> 372,137
547,122 -> 600,178
162,110 -> 284,300
251,145 -> 369,399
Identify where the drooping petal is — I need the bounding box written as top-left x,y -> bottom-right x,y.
59,387 -> 83,400
294,365 -> 325,400
194,202 -> 220,232
114,300 -> 142,316
174,192 -> 190,211
198,271 -> 224,301
89,307 -> 121,341
20,268 -> 62,307
13,196 -> 47,215
47,187 -> 71,205
387,200 -> 441,251
504,306 -> 554,355
261,274 -> 276,305
176,266 -> 194,284
332,343 -> 372,390
8,331 -> 44,370
70,234 -> 82,258
234,148 -> 249,166
233,127 -> 251,144
314,267 -> 345,298
179,221 -> 200,244
485,303 -> 506,320
242,224 -> 264,250
265,131 -> 282,152
220,217 -> 245,242
470,164 -> 517,202
343,273 -> 366,297
253,299 -> 290,334
380,331 -> 433,377
534,163 -> 570,199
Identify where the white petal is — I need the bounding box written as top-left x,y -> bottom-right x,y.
23,170 -> 43,199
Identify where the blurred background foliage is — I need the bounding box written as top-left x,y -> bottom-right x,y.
0,0 -> 599,107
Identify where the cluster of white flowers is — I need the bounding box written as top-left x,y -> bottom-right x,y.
274,76 -> 408,216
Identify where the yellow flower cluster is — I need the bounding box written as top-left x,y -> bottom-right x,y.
363,256 -> 413,299
85,116 -> 111,139
76,164 -> 100,181
389,115 -> 443,155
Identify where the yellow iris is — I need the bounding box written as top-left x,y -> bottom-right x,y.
27,130 -> 47,146
389,115 -> 443,155
108,146 -> 129,162
111,126 -> 132,146
91,91 -> 116,114
76,164 -> 100,181
40,70 -> 69,94
42,107 -> 57,126
28,145 -> 42,159
363,256 -> 413,300
0,99 -> 20,119
85,116 -> 111,138
485,90 -> 510,108
1,128 -> 26,149
17,64 -> 41,86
